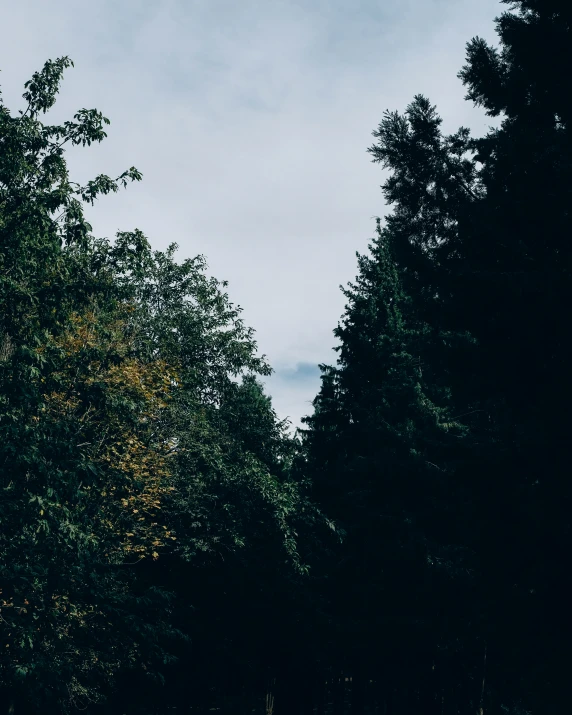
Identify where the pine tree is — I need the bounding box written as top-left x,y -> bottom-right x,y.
302,2 -> 572,710
303,213 -> 477,712
449,2 -> 572,709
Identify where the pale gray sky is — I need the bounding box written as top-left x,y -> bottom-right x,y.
1,0 -> 502,428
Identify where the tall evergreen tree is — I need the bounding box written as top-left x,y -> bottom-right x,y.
451,2 -> 572,709
303,213 -> 479,713
303,2 -> 572,712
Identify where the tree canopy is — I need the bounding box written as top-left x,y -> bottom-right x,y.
0,58 -> 321,714
2,1 -> 571,712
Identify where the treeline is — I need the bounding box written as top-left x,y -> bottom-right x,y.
1,1 -> 571,713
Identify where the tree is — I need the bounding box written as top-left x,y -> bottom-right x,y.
302,212 -> 478,714
0,58 -> 179,713
302,2 -> 572,711
450,2 -> 572,709
0,59 -> 321,713
97,233 -> 329,715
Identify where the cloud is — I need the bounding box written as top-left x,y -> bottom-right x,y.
264,362 -> 324,429
274,362 -> 322,383
1,0 -> 504,426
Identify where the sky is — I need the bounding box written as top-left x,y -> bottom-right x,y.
1,0 -> 503,429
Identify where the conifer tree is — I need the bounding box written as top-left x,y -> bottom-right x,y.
303,214 -> 477,713
450,2 -> 572,708
303,2 -> 572,711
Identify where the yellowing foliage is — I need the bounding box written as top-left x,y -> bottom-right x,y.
40,309 -> 179,561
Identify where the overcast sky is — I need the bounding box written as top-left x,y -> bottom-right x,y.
1,0 -> 503,429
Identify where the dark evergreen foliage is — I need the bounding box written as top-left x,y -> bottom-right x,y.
300,2 -> 572,713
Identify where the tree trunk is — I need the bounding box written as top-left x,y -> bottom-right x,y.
477,643 -> 487,715
266,678 -> 276,715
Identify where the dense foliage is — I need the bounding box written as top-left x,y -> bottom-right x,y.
301,2 -> 572,713
0,58 -> 320,714
1,1 -> 571,713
